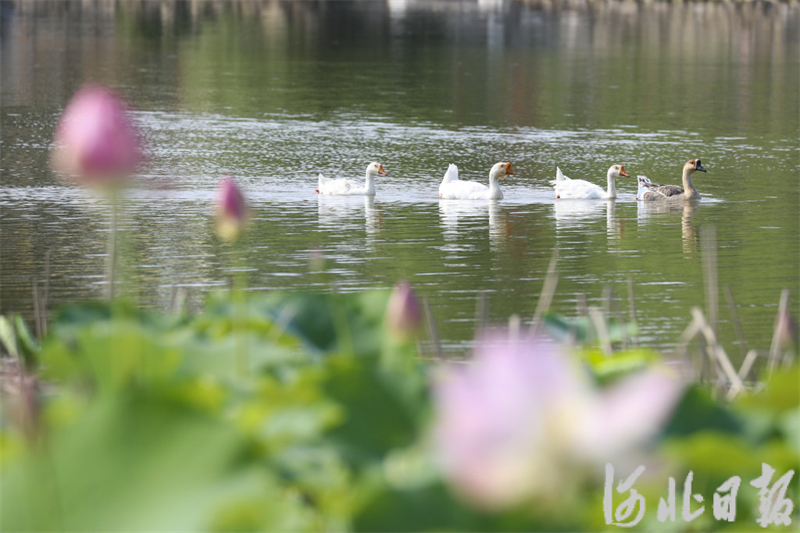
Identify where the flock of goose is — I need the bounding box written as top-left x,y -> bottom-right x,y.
315,159 -> 708,201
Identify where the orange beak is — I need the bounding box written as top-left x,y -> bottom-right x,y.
378,164 -> 387,175
619,165 -> 629,177
505,162 -> 515,176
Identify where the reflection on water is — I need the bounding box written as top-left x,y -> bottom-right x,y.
553,200 -> 607,229
439,200 -> 489,237
3,0 -> 798,136
1,0 -> 798,356
439,200 -> 508,252
606,201 -> 621,242
487,202 -> 509,248
553,199 -> 623,242
637,201 -> 699,256
317,195 -> 383,247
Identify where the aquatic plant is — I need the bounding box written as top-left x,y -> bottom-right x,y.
50,84 -> 145,300
432,333 -> 684,510
0,287 -> 795,532
385,280 -> 422,339
214,176 -> 249,242
51,84 -> 143,187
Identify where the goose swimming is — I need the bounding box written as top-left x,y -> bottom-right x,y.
637,159 -> 707,201
316,162 -> 386,196
551,165 -> 628,199
439,162 -> 514,200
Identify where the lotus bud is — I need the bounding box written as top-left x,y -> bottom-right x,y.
51,84 -> 144,187
386,280 -> 422,338
215,177 -> 248,242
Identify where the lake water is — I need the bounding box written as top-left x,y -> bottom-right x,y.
1,0 -> 798,356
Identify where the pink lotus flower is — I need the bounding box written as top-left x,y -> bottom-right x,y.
386,280 -> 422,338
433,333 -> 684,510
215,177 -> 248,242
51,84 -> 144,187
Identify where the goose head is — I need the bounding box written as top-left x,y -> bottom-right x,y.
685,159 -> 706,173
490,162 -> 515,180
367,162 -> 387,177
608,164 -> 629,178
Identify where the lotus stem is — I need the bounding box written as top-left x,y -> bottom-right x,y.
423,296 -> 443,361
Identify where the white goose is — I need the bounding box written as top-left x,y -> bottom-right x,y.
316,162 -> 386,196
439,162 -> 515,200
551,164 -> 628,199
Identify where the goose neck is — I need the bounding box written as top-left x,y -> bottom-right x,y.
485,172 -> 503,199
364,172 -> 377,194
682,168 -> 699,199
606,169 -> 617,199
488,173 -> 502,191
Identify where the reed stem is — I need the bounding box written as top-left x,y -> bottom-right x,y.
475,290 -> 488,336
723,285 -> 748,358
768,289 -> 790,375
530,247 -> 559,334
738,349 -> 759,381
32,281 -> 42,341
627,276 -> 638,347
42,250 -> 50,336
423,296 -> 444,361
588,307 -> 612,355
106,194 -> 118,301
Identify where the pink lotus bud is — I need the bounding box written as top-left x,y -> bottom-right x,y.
51,84 -> 144,187
386,280 -> 422,337
215,177 -> 248,242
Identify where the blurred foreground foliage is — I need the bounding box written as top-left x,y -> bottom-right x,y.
1,290 -> 797,532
